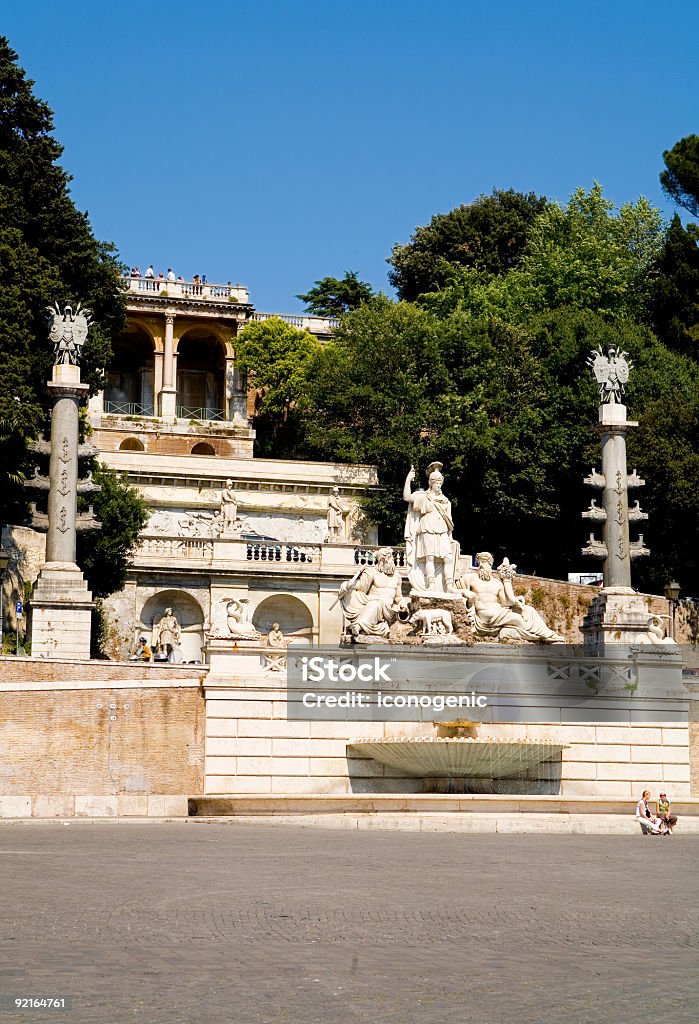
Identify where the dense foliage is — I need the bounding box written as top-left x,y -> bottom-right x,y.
0,38 -> 145,597
387,189 -> 548,301
297,271 -> 375,316
77,465 -> 150,599
661,135 -> 699,218
247,176 -> 699,593
235,316 -> 321,456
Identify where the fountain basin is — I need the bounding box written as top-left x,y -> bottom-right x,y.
350,738 -> 566,779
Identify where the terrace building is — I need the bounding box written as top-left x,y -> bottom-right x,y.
89,275 -> 379,661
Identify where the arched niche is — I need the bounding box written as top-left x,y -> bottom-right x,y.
105,326 -> 155,415
139,589 -> 205,664
191,441 -> 216,456
176,330 -> 225,420
252,594 -> 314,644
119,438 -> 145,452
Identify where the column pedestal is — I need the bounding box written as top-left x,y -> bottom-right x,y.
29,362 -> 94,660
581,587 -> 656,653
29,562 -> 94,660
159,387 -> 177,420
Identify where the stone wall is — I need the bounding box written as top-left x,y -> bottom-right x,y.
98,429 -> 249,459
205,682 -> 691,800
0,659 -> 205,804
1,525 -> 46,634
514,575 -> 688,643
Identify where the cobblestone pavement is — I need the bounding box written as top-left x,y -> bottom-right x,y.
0,823 -> 697,1023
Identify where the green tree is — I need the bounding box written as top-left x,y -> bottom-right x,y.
301,290 -> 699,590
297,270 -> 375,316
422,185 -> 664,323
0,38 -> 146,600
0,38 -> 125,491
304,298 -> 450,533
647,214 -> 699,356
387,189 -> 548,301
77,464 -> 149,599
235,316 -> 321,456
661,135 -> 699,218
303,298 -> 581,559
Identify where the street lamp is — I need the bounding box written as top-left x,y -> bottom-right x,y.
0,545 -> 9,654
664,579 -> 681,640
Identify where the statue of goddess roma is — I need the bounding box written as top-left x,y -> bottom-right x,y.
403,462 -> 460,596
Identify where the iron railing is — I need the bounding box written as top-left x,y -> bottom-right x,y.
104,401 -> 154,416
176,405 -> 225,422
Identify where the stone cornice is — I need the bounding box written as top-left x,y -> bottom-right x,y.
124,294 -> 254,321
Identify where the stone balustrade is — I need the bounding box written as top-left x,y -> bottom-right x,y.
122,276 -> 249,305
251,311 -> 339,334
120,279 -> 339,336
137,536 -> 215,564
245,540 -> 321,564
133,536 -> 407,573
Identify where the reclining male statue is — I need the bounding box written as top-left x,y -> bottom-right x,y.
457,552 -> 565,643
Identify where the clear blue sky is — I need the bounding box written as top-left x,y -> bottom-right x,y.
4,1 -> 698,312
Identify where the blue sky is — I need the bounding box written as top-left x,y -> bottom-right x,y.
4,1 -> 698,312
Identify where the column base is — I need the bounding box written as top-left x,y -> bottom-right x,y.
581,588 -> 656,652
159,387 -> 177,420
29,562 -> 94,661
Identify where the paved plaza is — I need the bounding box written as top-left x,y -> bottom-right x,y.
0,823 -> 697,1023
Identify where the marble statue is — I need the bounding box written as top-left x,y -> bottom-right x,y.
326,487 -> 345,541
46,302 -> 92,365
266,622 -> 287,648
646,615 -> 676,646
220,480 -> 239,534
181,510 -> 221,538
403,463 -> 459,596
410,607 -> 454,637
153,607 -> 181,656
339,547 -> 407,641
587,346 -> 631,404
457,553 -> 564,643
225,597 -> 261,640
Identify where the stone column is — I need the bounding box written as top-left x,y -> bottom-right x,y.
45,364 -> 86,563
598,403 -> 634,589
581,375 -> 653,649
30,365 -> 95,660
160,311 -> 177,419
225,355 -> 248,424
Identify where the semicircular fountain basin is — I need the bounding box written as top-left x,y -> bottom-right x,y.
350,738 -> 565,780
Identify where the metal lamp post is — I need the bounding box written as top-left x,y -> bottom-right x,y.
0,544 -> 9,653
664,579 -> 681,640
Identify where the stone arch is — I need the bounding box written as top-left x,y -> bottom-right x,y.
175,321 -> 233,358
105,325 -> 155,415
176,328 -> 226,420
252,594 -> 314,644
191,441 -> 216,456
119,437 -> 145,452
139,589 -> 205,663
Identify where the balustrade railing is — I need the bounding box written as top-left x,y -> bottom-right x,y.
122,276 -> 249,304
137,537 -> 214,561
135,537 -> 407,572
246,541 -> 320,564
353,546 -> 407,567
251,311 -> 339,332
